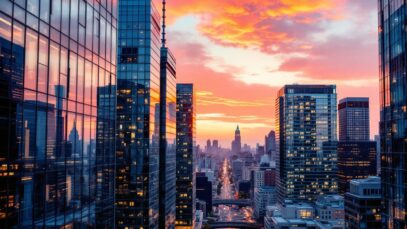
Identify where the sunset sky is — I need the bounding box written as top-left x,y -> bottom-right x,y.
166,0 -> 379,147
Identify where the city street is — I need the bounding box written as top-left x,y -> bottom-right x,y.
216,159 -> 255,224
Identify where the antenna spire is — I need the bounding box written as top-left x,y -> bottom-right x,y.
162,0 -> 166,47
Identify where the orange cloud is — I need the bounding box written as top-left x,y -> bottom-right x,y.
168,0 -> 346,51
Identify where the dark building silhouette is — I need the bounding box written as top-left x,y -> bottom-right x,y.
196,172 -> 213,217
337,142 -> 377,194
265,130 -> 276,160
238,180 -> 251,199
232,125 -> 242,155
176,84 -> 196,228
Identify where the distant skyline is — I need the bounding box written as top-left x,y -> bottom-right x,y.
166,0 -> 379,146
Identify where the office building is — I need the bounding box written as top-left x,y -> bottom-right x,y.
276,85 -> 338,203
254,186 -> 277,220
378,1 -> 407,227
315,195 -> 344,222
232,159 -> 244,182
116,0 -> 161,227
176,84 -> 196,228
337,141 -> 377,193
231,125 -> 242,154
196,172 -> 213,216
265,130 -> 277,160
0,0 -> 117,227
344,177 -> 383,229
338,98 -> 370,141
159,1 -> 177,227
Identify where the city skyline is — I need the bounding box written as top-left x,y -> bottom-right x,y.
0,0 -> 404,228
166,1 -> 379,146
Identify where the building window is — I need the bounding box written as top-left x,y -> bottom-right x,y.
120,47 -> 138,63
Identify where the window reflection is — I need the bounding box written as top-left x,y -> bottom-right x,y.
84,61 -> 92,105
49,42 -> 60,95
69,52 -> 77,100
77,57 -> 84,103
0,13 -> 11,41
27,0 -> 39,16
51,0 -> 61,30
13,22 -> 25,46
40,0 -> 49,22
24,29 -> 38,90
39,36 -> 48,65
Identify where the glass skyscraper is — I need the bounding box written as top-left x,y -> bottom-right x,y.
378,0 -> 407,227
116,0 -> 161,228
0,0 -> 117,227
159,5 -> 177,226
337,97 -> 376,194
338,97 -> 370,141
275,85 -> 338,203
176,84 -> 196,228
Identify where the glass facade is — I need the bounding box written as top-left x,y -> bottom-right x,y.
159,47 -> 176,228
176,84 -> 196,228
116,0 -> 161,228
378,0 -> 407,227
0,0 -> 117,227
275,85 -> 338,203
337,141 -> 377,194
338,97 -> 370,141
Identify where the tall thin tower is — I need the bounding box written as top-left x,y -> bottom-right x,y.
159,0 -> 177,227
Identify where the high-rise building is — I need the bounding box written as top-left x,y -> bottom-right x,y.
337,97 -> 376,194
213,140 -> 219,149
196,172 -> 213,217
231,125 -> 242,154
176,84 -> 196,228
0,1 -> 117,227
116,0 -> 161,227
206,139 -> 211,153
159,1 -> 177,227
378,1 -> 407,227
265,130 -> 277,160
338,98 -> 370,141
344,177 -> 383,229
337,141 -> 377,194
276,85 -> 338,203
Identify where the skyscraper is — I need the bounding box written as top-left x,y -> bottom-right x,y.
159,1 -> 177,227
276,85 -> 338,203
265,130 -> 277,160
344,177 -> 383,229
176,84 -> 196,228
378,1 -> 407,227
337,141 -> 377,193
116,0 -> 161,227
338,97 -> 370,141
337,97 -> 377,193
232,125 -> 242,154
0,0 -> 117,227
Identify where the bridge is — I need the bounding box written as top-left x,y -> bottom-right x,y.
207,221 -> 261,229
212,199 -> 252,207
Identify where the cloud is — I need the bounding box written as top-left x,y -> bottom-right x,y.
168,0 -> 347,52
